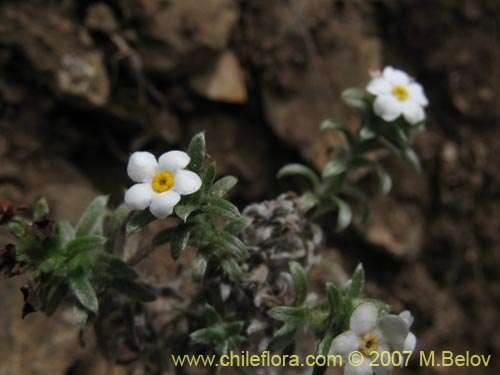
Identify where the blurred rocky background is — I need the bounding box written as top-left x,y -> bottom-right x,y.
0,0 -> 499,374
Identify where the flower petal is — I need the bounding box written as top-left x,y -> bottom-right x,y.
402,100 -> 425,125
345,358 -> 373,375
350,302 -> 379,336
173,170 -> 202,195
127,152 -> 158,183
373,347 -> 393,375
158,151 -> 191,172
367,77 -> 392,96
124,183 -> 154,210
377,315 -> 409,351
373,95 -> 403,122
408,83 -> 428,106
383,66 -> 410,86
150,190 -> 181,219
399,311 -> 414,328
330,331 -> 359,359
403,332 -> 417,352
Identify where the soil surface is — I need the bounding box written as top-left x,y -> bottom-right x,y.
1,1 -> 499,374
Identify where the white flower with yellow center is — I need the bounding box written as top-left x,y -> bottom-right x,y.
330,302 -> 409,375
367,66 -> 428,125
124,151 -> 202,219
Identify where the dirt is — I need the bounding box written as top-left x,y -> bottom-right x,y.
0,0 -> 499,374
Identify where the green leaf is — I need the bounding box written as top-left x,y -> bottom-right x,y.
341,88 -> 370,110
269,306 -> 307,324
98,253 -> 138,279
75,196 -> 108,237
190,327 -> 225,345
34,198 -> 49,220
313,332 -> 336,375
203,197 -> 240,219
174,204 -> 198,221
211,176 -> 238,198
340,186 -> 370,224
332,197 -> 352,231
223,217 -> 252,234
267,324 -> 297,352
70,273 -> 98,313
111,279 -> 156,302
103,204 -> 130,253
170,226 -> 191,260
203,161 -> 217,194
289,261 -> 308,306
58,221 -> 76,246
320,120 -> 355,146
221,258 -> 244,282
187,132 -> 206,174
66,235 -> 107,255
297,192 -> 319,213
360,126 -> 377,140
346,263 -> 365,299
192,254 -> 207,282
403,147 -> 421,173
277,164 -> 321,193
373,163 -> 392,194
224,321 -> 244,336
42,279 -> 68,316
326,283 -> 342,316
217,230 -> 248,258
126,208 -> 156,236
203,304 -> 222,324
322,160 -> 347,179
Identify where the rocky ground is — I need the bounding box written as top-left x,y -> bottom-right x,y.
0,0 -> 499,374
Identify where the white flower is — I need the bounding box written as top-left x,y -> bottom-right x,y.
399,310 -> 417,352
330,302 -> 409,375
367,66 -> 428,125
124,150 -> 202,219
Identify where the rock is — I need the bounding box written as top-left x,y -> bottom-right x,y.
148,0 -> 238,51
365,197 -> 424,257
0,2 -> 110,107
190,50 -> 247,103
84,3 -> 119,34
246,0 -> 382,168
57,52 -> 110,106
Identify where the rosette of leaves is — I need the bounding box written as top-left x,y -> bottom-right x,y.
3,197 -> 155,324
125,132 -> 250,282
278,88 -> 424,228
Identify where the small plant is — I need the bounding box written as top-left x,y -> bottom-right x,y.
1,66 -> 426,375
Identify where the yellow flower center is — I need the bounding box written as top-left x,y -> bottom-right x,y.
152,171 -> 174,193
360,333 -> 379,356
392,85 -> 409,101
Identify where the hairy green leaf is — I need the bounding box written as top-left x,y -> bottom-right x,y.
346,263 -> 365,299
267,324 -> 297,352
223,217 -> 252,234
170,226 -> 191,260
66,235 -> 106,255
289,261 -> 308,306
125,208 -> 156,236
341,88 -> 370,110
75,196 -> 108,237
322,160 -> 347,179
70,273 -> 98,313
277,164 -> 321,193
332,197 -> 352,231
187,132 -> 206,174
320,119 -> 355,146
34,198 -> 49,220
203,197 -> 240,219
211,176 -> 238,198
